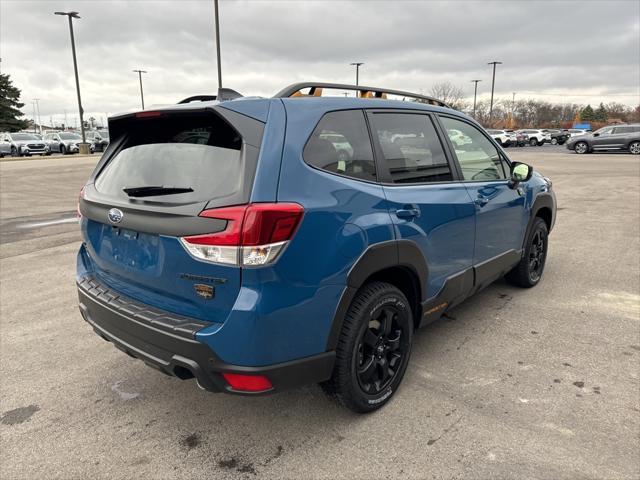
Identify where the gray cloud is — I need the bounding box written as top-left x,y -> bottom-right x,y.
1,0 -> 638,125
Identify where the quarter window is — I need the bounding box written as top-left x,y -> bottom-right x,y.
440,116 -> 508,181
369,113 -> 451,184
303,110 -> 376,181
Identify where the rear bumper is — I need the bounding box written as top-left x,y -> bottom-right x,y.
77,276 -> 335,395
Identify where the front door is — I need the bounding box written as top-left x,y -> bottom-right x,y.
367,110 -> 476,300
438,116 -> 527,280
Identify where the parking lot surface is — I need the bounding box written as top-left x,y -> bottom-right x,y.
1,149 -> 639,479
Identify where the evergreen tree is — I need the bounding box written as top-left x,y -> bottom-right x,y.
594,103 -> 608,122
0,74 -> 29,132
580,104 -> 595,122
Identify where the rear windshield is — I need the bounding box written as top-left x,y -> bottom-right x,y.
95,112 -> 242,203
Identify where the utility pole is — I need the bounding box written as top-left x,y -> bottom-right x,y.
471,79 -> 481,118
213,0 -> 222,90
487,61 -> 502,124
350,62 -> 364,86
132,69 -> 147,109
32,101 -> 37,133
34,98 -> 42,132
55,11 -> 88,153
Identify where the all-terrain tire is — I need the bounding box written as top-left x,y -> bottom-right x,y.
321,282 -> 413,413
506,217 -> 549,288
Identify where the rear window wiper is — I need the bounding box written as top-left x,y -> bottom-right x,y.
123,185 -> 194,197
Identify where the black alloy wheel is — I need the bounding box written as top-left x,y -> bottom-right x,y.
321,282 -> 413,413
356,304 -> 405,395
528,229 -> 546,283
506,217 -> 549,288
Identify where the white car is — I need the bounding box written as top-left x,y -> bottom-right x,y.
486,129 -> 517,147
446,128 -> 473,147
518,129 -> 551,146
568,128 -> 592,138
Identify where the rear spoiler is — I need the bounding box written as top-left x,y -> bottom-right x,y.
178,88 -> 243,104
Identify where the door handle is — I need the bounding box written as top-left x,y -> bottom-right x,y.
396,206 -> 420,219
474,196 -> 489,207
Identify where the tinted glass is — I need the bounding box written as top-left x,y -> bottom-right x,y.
303,110 -> 376,181
613,126 -> 639,134
369,113 -> 451,184
440,116 -> 507,181
95,112 -> 243,203
11,133 -> 39,140
59,133 -> 81,140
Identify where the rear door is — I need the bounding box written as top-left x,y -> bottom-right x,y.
437,115 -> 527,275
368,110 -> 475,299
79,107 -> 264,322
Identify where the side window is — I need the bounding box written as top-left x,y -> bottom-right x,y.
440,116 -> 508,181
369,113 -> 451,184
303,110 -> 376,181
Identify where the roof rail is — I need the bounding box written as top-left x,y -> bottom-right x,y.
274,82 -> 450,108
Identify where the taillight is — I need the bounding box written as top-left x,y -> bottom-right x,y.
179,203 -> 304,267
135,111 -> 163,118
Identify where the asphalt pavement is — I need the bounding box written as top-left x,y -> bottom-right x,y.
1,149 -> 639,479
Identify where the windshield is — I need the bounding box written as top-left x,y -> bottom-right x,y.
594,127 -> 613,134
98,130 -> 109,139
59,133 -> 81,140
11,133 -> 40,140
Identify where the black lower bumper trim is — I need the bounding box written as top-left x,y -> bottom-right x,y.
78,279 -> 335,395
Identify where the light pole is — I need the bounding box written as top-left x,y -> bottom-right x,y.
350,62 -> 364,86
33,98 -> 42,132
32,101 -> 37,133
55,11 -> 88,153
470,80 -> 481,118
132,70 -> 147,109
213,0 -> 222,89
487,61 -> 502,124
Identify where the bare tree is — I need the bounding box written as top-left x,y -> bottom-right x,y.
429,82 -> 466,110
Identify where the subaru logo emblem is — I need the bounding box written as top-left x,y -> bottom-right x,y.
108,208 -> 123,224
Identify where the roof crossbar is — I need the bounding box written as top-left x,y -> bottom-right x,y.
274,82 -> 450,108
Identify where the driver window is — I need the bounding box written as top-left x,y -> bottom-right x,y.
440,116 -> 508,181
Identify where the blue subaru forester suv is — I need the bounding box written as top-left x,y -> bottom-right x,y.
77,83 -> 556,412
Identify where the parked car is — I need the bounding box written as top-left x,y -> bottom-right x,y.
44,132 -> 95,154
566,124 -> 640,154
505,129 -> 528,147
77,82 -> 556,413
0,132 -> 48,156
445,128 -> 473,147
87,130 -> 110,152
567,128 -> 592,138
518,129 -> 551,146
543,129 -> 570,145
486,129 -> 517,147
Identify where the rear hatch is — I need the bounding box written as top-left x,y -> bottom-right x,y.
79,106 -> 264,322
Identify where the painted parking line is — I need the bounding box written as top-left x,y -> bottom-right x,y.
17,217 -> 79,229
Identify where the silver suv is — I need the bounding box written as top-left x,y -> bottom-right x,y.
566,124 -> 640,154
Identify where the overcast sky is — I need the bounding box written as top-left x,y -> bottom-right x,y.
2,0 -> 639,126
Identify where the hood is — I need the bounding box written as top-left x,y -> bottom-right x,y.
567,133 -> 591,143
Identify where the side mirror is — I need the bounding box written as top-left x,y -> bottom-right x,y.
510,162 -> 532,186
593,132 -> 600,137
